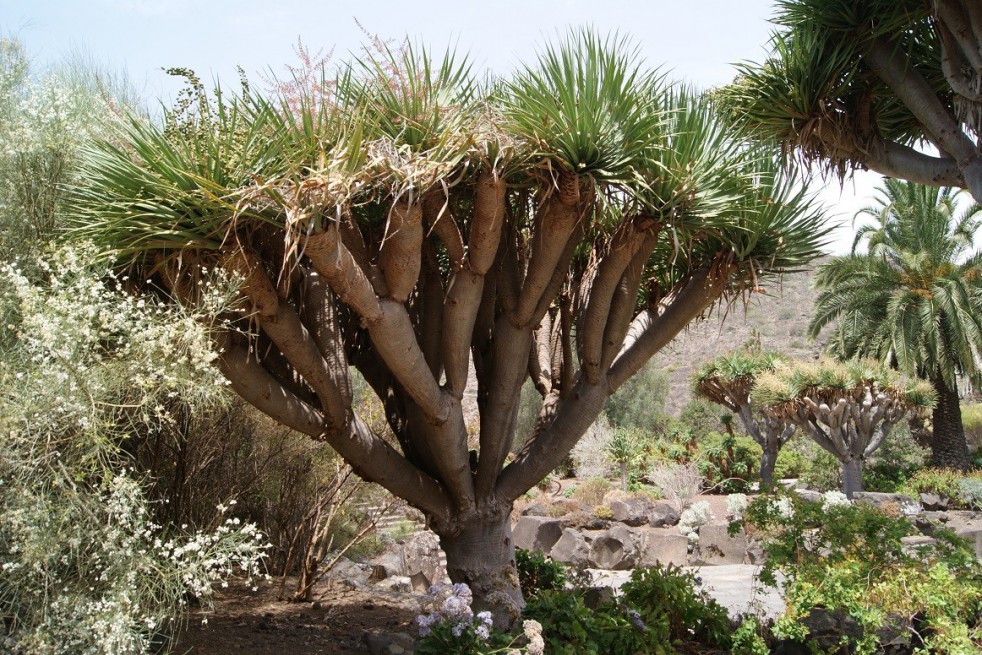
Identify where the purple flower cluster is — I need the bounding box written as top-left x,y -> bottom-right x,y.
415,582 -> 494,642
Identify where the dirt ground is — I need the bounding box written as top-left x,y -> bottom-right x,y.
173,578 -> 418,655
172,492 -> 737,655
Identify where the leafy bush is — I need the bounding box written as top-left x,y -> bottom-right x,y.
737,493 -> 982,653
515,549 -> 567,598
620,565 -> 732,650
0,249 -> 267,654
604,360 -> 670,434
696,432 -> 760,493
797,442 -> 842,492
958,478 -> 982,510
773,445 -> 807,479
570,476 -> 611,507
962,402 -> 982,452
862,423 -> 929,492
523,590 -> 664,655
902,468 -> 965,500
731,617 -> 770,655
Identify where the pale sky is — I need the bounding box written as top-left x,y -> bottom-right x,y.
3,0 -> 884,252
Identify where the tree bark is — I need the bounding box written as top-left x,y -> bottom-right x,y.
759,442 -> 779,490
930,373 -> 971,471
841,457 -> 863,498
437,510 -> 523,629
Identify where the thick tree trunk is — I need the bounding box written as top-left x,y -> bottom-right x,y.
438,510 -> 523,629
759,443 -> 779,490
841,458 -> 863,498
619,461 -> 629,491
930,375 -> 971,471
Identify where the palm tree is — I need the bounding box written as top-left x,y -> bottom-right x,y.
810,179 -> 982,470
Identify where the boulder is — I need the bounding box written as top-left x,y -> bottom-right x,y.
512,516 -> 564,554
401,531 -> 448,588
364,632 -> 415,655
635,528 -> 688,567
327,557 -> 371,588
609,497 -> 655,527
901,535 -> 937,555
583,586 -> 615,609
375,576 -> 413,593
550,528 -> 591,567
561,511 -> 610,531
851,492 -> 920,514
794,489 -> 822,503
647,502 -> 681,527
589,526 -> 640,570
801,608 -> 909,654
369,552 -> 403,581
693,524 -> 748,565
521,502 -> 549,517
919,493 -> 948,511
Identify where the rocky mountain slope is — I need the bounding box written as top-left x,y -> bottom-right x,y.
651,261 -> 827,415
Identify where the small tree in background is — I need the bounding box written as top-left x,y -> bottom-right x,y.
695,349 -> 796,487
605,427 -> 646,491
754,359 -> 935,497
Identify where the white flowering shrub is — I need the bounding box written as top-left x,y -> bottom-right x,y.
649,461 -> 703,514
771,497 -> 796,520
0,247 -> 267,654
0,37 -> 127,258
821,491 -> 851,511
725,493 -> 749,520
678,501 -> 714,543
571,414 -> 616,479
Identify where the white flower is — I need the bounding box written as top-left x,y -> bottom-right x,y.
726,493 -> 748,520
821,491 -> 850,511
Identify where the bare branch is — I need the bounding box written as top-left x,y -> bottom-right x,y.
863,35 -> 982,200
424,187 -> 464,269
608,268 -> 729,392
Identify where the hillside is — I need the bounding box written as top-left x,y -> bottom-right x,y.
651,261 -> 827,415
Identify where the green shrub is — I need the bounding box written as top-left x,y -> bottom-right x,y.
696,432 -> 761,494
678,398 -> 735,440
902,468 -> 964,500
620,565 -> 732,650
962,403 -> 982,452
862,423 -> 929,492
571,476 -> 611,506
773,445 -> 807,479
798,444 -> 841,492
604,360 -> 670,434
515,549 -> 567,598
731,617 -> 770,655
737,493 -> 982,653
958,478 -> 982,510
523,590 -> 666,655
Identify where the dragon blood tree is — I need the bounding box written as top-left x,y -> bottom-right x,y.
71,31 -> 828,624
695,349 -> 795,488
754,359 -> 935,497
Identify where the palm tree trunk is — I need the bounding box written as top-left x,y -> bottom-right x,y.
930,374 -> 971,471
